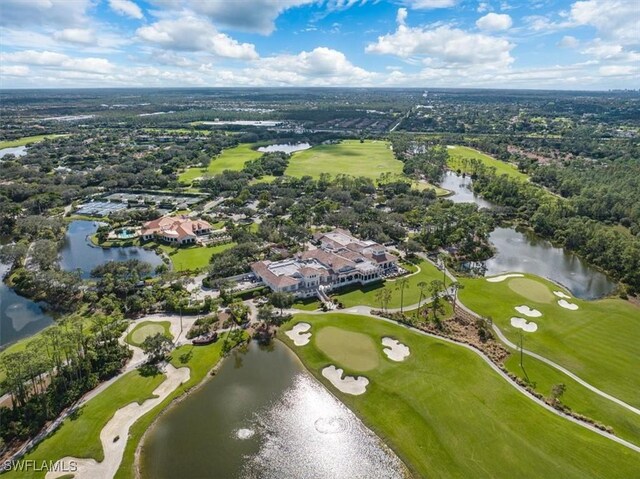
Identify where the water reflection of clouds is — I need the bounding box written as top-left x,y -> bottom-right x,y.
242,375 -> 407,479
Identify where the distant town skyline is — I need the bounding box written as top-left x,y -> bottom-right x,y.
0,0 -> 638,90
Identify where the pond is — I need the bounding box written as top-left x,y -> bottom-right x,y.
0,263 -> 53,348
257,142 -> 311,154
59,221 -> 164,279
485,227 -> 615,299
440,171 -> 616,299
0,145 -> 27,159
141,340 -> 408,479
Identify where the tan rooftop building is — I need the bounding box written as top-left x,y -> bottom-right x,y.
141,215 -> 211,245
251,228 -> 397,298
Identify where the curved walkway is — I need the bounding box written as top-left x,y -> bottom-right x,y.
455,301 -> 640,417
289,307 -> 640,453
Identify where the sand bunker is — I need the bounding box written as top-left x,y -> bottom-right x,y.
46,364 -> 189,479
558,299 -> 579,310
487,273 -> 524,283
553,291 -> 571,299
285,322 -> 312,346
514,305 -> 542,318
510,317 -> 538,333
322,365 -> 369,395
381,337 -> 410,362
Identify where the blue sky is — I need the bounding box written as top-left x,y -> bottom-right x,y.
0,0 -> 638,89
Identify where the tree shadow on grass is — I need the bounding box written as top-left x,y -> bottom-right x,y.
138,363 -> 162,377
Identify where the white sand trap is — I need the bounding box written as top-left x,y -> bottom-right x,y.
510,317 -> 538,333
381,337 -> 410,362
285,322 -> 312,346
554,291 -> 571,299
515,305 -> 542,318
46,364 -> 190,479
558,299 -> 579,310
487,273 -> 524,283
322,365 -> 369,395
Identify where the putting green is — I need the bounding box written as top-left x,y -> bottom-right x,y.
127,321 -> 172,346
281,314 -> 640,478
315,326 -> 379,371
508,277 -> 555,303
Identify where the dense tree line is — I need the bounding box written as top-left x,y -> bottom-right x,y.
0,314 -> 131,446
467,162 -> 640,293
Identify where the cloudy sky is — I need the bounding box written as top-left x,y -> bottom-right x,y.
0,0 -> 638,89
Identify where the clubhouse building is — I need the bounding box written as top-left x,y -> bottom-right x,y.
140,215 -> 212,245
251,229 -> 398,298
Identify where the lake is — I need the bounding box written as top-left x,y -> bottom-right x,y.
141,340 -> 408,479
0,146 -> 27,158
0,263 -> 53,348
257,142 -> 311,154
440,171 -> 616,299
59,220 -> 164,279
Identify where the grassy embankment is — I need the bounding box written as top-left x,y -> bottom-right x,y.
114,332 -> 247,479
178,143 -> 261,184
0,135 -> 67,149
458,274 -> 640,410
4,371 -> 166,479
3,332 -> 247,479
280,313 -> 640,478
447,145 -> 528,180
157,242 -> 236,272
88,234 -> 235,272
332,259 -> 446,309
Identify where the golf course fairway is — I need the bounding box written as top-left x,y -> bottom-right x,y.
280,313 -> 640,478
458,273 -> 640,409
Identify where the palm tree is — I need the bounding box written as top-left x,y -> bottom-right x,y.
417,281 -> 428,318
437,253 -> 448,287
448,281 -> 463,313
395,277 -> 409,313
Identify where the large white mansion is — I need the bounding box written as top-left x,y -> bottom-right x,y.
251,229 -> 397,298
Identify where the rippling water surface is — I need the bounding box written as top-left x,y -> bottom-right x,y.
141,341 -> 408,479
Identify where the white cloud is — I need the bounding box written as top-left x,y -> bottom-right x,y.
256,47 -> 374,85
109,0 -> 144,19
598,65 -> 637,76
402,0 -> 458,8
136,16 -> 258,59
476,13 -> 512,31
0,65 -> 30,77
477,2 -> 491,13
0,0 -> 90,27
2,50 -> 115,74
53,28 -> 96,45
397,7 -> 408,25
558,35 -> 580,48
189,0 -> 315,35
570,0 -> 640,45
366,10 -> 514,69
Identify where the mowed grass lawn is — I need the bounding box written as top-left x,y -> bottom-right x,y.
332,259 -> 446,309
179,143 -> 260,183
126,321 -> 172,346
0,134 -> 67,149
159,242 -> 236,271
459,273 -> 640,409
285,140 -> 403,181
503,353 -> 640,445
447,145 -> 528,180
280,314 -> 640,478
6,370 -> 165,479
